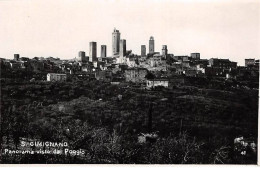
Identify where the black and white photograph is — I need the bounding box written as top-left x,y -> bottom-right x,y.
0,0 -> 259,165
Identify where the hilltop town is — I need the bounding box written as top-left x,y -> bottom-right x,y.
0,28 -> 259,164
1,28 -> 259,89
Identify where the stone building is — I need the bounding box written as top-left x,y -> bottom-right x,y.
209,58 -> 237,69
47,73 -> 67,82
146,79 -> 169,89
14,54 -> 20,61
191,53 -> 200,60
125,68 -> 148,83
245,59 -> 255,67
95,70 -> 112,82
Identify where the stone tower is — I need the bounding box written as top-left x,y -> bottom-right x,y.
149,36 -> 154,54
101,45 -> 107,57
89,42 -> 97,62
120,39 -> 126,57
112,28 -> 120,56
141,45 -> 146,57
162,45 -> 168,58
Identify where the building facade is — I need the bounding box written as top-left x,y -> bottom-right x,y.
101,45 -> 107,58
150,55 -> 162,67
149,36 -> 155,54
209,58 -> 237,69
191,53 -> 200,60
245,59 -> 255,67
47,73 -> 67,82
89,42 -> 97,62
184,69 -> 197,77
125,68 -> 148,83
146,79 -> 169,89
14,54 -> 20,61
112,28 -> 120,56
126,57 -> 137,68
95,70 -> 112,82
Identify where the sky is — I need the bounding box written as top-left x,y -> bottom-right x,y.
0,0 -> 259,66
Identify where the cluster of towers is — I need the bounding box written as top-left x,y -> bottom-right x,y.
140,36 -> 155,57
78,28 -> 169,62
78,42 -> 107,63
141,36 -> 168,58
112,28 -> 126,57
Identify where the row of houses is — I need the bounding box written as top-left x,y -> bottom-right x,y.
46,71 -> 169,89
2,52 -> 258,85
1,57 -> 61,73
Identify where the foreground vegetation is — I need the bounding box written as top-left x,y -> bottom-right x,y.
0,77 -> 258,164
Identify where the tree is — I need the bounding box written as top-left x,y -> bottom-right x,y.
145,72 -> 155,79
